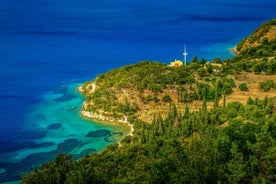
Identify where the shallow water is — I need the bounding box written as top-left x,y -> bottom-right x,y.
0,83 -> 130,182
0,0 -> 275,182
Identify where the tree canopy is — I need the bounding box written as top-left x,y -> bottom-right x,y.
22,19 -> 276,184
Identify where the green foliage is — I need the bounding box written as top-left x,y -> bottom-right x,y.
22,97 -> 276,184
213,57 -> 222,64
153,93 -> 159,103
200,57 -> 207,64
239,83 -> 248,91
22,19 -> 276,184
117,100 -> 137,115
236,38 -> 246,51
162,94 -> 172,103
93,61 -> 197,93
206,63 -> 213,74
232,19 -> 276,74
235,18 -> 276,55
197,67 -> 207,77
21,154 -> 74,184
234,39 -> 276,61
192,56 -> 198,63
259,80 -> 276,91
252,59 -> 276,74
84,61 -> 204,112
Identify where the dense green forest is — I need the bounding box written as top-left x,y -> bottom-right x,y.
22,97 -> 276,183
21,19 -> 276,183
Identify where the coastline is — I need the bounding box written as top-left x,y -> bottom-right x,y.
230,46 -> 239,55
78,82 -> 134,143
81,110 -> 134,137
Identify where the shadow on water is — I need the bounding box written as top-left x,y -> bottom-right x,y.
0,128 -> 125,182
85,129 -> 111,138
54,93 -> 77,102
85,130 -> 124,142
53,86 -> 77,102
104,132 -> 124,142
0,137 -> 98,183
0,131 -> 47,153
0,84 -> 127,183
47,123 -> 62,130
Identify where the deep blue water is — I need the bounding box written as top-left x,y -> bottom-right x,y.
0,0 -> 275,183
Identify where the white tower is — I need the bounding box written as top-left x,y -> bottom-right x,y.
183,45 -> 188,66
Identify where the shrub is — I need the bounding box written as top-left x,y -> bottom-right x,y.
162,94 -> 172,103
259,80 -> 275,91
262,85 -> 271,92
206,64 -> 213,74
197,68 -> 207,77
239,83 -> 248,91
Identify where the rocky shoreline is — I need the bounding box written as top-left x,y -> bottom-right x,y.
78,84 -> 134,137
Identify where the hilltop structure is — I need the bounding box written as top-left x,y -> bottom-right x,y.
168,45 -> 188,67
169,60 -> 183,67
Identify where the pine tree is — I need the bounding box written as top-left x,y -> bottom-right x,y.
141,124 -> 146,144
184,104 -> 190,119
223,93 -> 226,107
214,90 -> 219,107
158,120 -> 164,136
227,143 -> 246,183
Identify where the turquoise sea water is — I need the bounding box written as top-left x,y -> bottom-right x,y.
0,0 -> 275,182
0,83 -> 129,183
16,83 -> 126,161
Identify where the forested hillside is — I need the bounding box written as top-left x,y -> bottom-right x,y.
22,98 -> 276,183
79,18 -> 276,123
79,57 -> 276,123
234,18 -> 276,60
80,60 -> 237,123
21,19 -> 276,184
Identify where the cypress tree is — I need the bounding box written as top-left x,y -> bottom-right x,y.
141,124 -> 146,144
214,90 -> 219,107
223,93 -> 226,107
184,104 -> 190,119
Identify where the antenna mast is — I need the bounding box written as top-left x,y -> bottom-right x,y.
183,45 -> 188,66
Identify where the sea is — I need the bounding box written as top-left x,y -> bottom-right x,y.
0,0 -> 275,183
